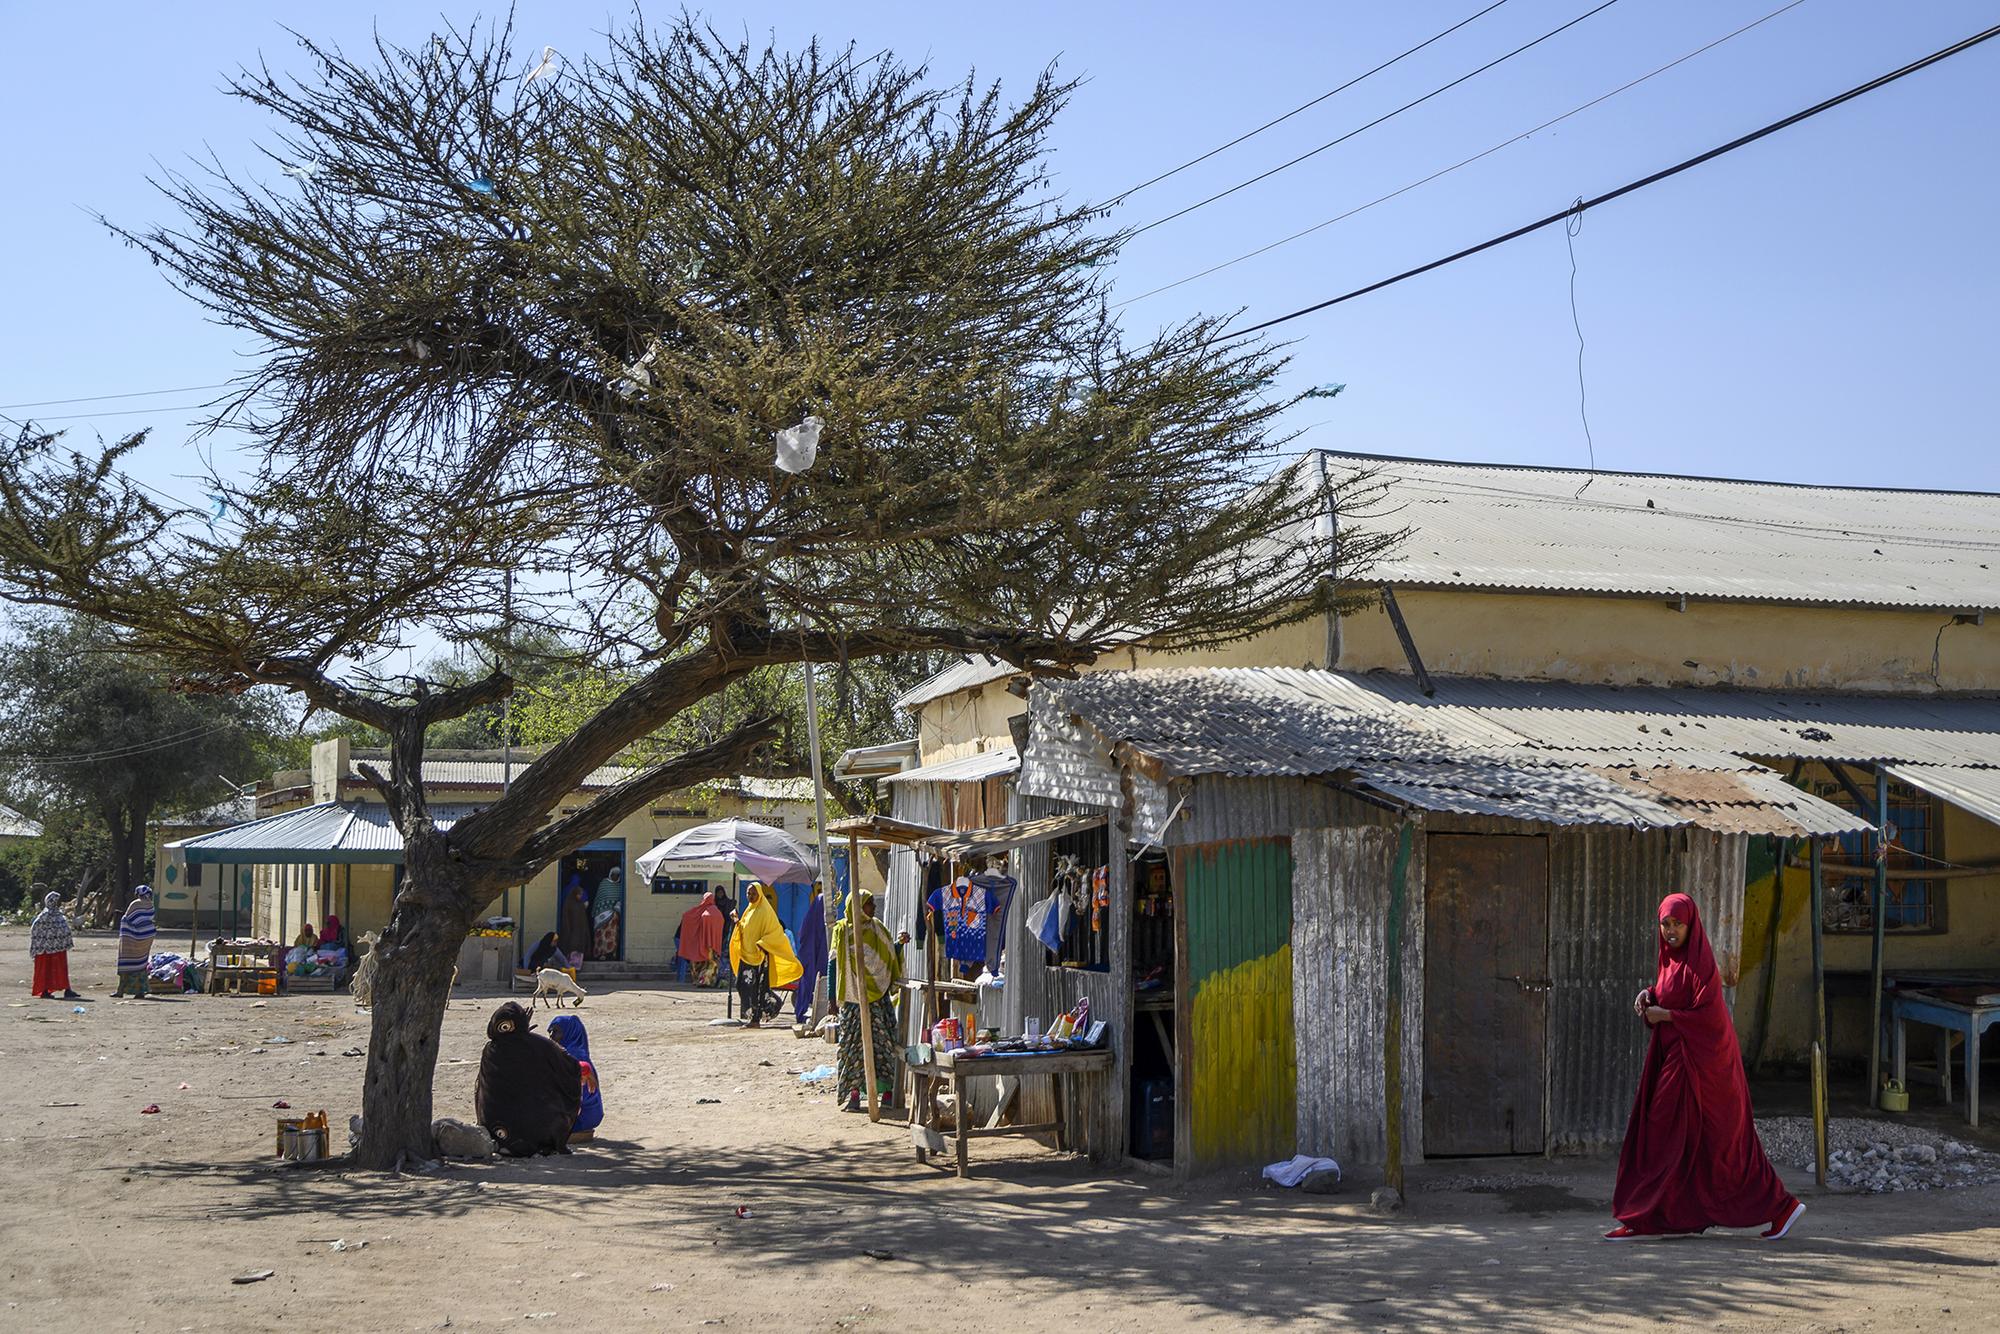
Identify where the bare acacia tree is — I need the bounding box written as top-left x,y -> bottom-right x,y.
0,16 -> 1393,1167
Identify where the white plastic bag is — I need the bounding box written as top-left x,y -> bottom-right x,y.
774,415 -> 823,474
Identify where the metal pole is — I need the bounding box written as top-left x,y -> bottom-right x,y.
1867,768 -> 1890,1108
802,661 -> 838,1020
1810,837 -> 1828,1186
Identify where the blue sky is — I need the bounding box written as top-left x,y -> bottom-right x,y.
4,0 -> 1997,513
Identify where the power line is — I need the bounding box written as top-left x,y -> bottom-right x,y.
1102,0 -> 1516,207
1114,0 -> 1809,310
0,721 -> 241,767
1126,0 -> 1625,241
0,382 -> 233,412
12,401 -> 222,423
1235,21 -> 2000,337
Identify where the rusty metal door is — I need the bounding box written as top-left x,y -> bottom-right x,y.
1423,833 -> 1549,1155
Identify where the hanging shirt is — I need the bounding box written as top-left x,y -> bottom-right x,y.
927,877 -> 1000,965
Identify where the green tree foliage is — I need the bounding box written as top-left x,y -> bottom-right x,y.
0,15 -> 1393,1165
0,615 -> 295,918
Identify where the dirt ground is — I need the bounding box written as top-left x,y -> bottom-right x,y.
4,927 -> 1998,1333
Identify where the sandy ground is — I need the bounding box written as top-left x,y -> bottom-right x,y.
3,926 -> 1998,1333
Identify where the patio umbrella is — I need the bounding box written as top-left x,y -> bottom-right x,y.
634,818 -> 820,886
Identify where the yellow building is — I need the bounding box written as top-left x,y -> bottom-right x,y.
871,452 -> 2000,1165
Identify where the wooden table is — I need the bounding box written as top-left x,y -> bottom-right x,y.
909,1046 -> 1113,1179
1891,986 -> 2000,1127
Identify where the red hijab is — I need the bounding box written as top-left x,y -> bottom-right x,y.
1652,892 -> 1717,1010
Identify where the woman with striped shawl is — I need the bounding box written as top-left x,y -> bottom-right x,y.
114,886 -> 158,998
830,890 -> 904,1112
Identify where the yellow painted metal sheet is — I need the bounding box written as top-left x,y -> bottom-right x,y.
1179,838 -> 1296,1169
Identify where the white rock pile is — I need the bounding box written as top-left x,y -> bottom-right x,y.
1757,1116 -> 2000,1193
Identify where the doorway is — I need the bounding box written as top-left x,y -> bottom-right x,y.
560,841 -> 627,963
1423,833 -> 1549,1155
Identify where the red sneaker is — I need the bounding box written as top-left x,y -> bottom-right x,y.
1602,1226 -> 1644,1242
1762,1201 -> 1805,1240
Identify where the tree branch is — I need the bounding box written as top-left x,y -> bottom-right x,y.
515,715 -> 783,868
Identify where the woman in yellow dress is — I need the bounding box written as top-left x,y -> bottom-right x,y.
729,882 -> 802,1027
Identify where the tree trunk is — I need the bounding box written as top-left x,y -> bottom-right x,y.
353,828 -> 490,1170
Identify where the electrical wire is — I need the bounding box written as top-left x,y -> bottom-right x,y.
1126,0 -> 1625,240
0,721 -> 240,767
1235,21 -> 2000,336
1564,197 -> 1595,491
1101,0 -> 1516,207
0,382 -> 234,412
10,401 -> 224,423
1110,0 -> 1810,310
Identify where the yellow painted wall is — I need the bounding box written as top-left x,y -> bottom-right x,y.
1335,589 -> 2000,692
913,590 -> 1999,764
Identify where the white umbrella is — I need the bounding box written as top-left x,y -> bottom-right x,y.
634,818 -> 819,886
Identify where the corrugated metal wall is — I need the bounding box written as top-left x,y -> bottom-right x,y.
1544,825 -> 1751,1154
1545,826 -> 1672,1154
1175,838 -> 1297,1170
1292,822 -> 1426,1166
1172,777 -> 1389,847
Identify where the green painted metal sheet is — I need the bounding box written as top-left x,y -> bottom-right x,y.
1179,837 -> 1296,1169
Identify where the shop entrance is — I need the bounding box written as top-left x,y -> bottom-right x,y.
1423,833 -> 1549,1155
561,841 -> 627,963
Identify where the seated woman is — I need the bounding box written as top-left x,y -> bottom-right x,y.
547,1014 -> 604,1142
474,1001 -> 582,1157
524,930 -> 564,973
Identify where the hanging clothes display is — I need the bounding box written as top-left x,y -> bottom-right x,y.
927,874 -> 1000,972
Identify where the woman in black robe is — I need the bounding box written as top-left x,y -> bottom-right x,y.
475,1001 -> 582,1157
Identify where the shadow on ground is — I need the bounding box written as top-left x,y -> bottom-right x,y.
133,1131 -> 2000,1329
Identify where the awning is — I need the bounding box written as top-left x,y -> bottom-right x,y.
916,813 -> 1106,860
832,739 -> 920,781
1885,764 -> 2000,828
880,747 -> 1020,786
824,814 -> 950,847
163,801 -> 481,865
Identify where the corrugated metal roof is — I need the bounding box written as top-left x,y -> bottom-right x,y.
1318,451 -> 2000,608
0,803 -> 42,839
894,657 -> 1019,711
880,747 -> 1020,786
1028,668 -> 1957,834
401,759 -> 636,789
1883,764 -> 2000,828
1044,668 -> 2000,770
166,801 -> 483,864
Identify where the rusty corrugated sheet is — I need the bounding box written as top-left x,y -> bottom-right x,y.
1176,839 -> 1296,1170
1292,823 -> 1425,1166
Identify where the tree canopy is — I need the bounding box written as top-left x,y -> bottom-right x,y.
0,14 -> 1392,1165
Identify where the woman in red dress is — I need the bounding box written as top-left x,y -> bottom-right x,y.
1607,892 -> 1805,1241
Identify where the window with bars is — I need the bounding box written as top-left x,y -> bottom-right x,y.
1814,778 -> 1943,934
